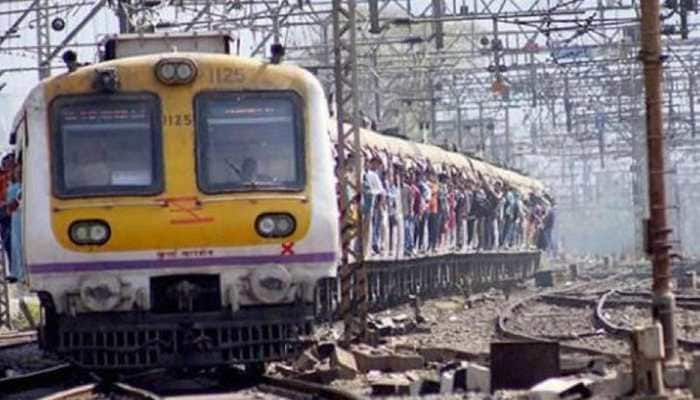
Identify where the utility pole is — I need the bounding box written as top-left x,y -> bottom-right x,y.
36,0 -> 50,79
639,0 -> 677,362
332,0 -> 367,344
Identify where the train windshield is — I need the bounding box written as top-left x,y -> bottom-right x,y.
52,94 -> 163,197
195,91 -> 305,193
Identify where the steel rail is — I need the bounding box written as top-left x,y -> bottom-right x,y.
595,289 -> 700,350
259,375 -> 363,400
496,274 -> 640,362
543,292 -> 700,310
0,330 -> 37,348
0,363 -> 73,394
497,289 -> 624,361
2,365 -> 362,400
37,382 -> 161,400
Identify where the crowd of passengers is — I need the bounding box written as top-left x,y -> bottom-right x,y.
339,149 -> 556,258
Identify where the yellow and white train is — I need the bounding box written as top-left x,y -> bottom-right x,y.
9,32 -> 546,370
12,33 -> 339,369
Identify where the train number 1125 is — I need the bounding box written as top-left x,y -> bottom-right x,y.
162,113 -> 193,127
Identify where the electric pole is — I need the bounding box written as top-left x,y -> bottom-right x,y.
640,0 -> 677,362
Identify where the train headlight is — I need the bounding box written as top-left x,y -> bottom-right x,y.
176,63 -> 194,80
69,220 -> 111,245
257,216 -> 276,236
255,213 -> 296,238
155,58 -> 197,85
249,265 -> 292,304
80,275 -> 122,311
159,62 -> 176,80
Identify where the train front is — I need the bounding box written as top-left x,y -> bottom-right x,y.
24,39 -> 339,370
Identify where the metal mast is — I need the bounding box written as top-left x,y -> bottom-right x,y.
35,0 -> 51,79
639,0 -> 677,361
332,0 -> 366,343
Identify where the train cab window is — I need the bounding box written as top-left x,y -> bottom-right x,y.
195,91 -> 305,193
51,94 -> 163,197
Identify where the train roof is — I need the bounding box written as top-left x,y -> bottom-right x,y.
329,120 -> 546,196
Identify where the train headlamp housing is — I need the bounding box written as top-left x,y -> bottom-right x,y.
69,220 -> 111,246
255,213 -> 296,238
93,67 -> 120,92
155,58 -> 197,85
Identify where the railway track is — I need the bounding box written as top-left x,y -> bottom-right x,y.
35,382 -> 160,400
496,271 -> 649,361
0,363 -> 361,400
596,289 -> 700,349
0,330 -> 37,349
259,375 -> 363,400
1,329 -> 65,387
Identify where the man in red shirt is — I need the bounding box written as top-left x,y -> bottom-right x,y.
0,153 -> 15,275
0,154 -> 14,201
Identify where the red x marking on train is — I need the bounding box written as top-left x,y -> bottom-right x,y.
281,241 -> 295,256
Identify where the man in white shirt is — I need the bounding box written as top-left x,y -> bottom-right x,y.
365,157 -> 384,196
362,156 -> 385,255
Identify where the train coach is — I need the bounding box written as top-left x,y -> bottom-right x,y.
7,32 -> 547,372
10,32 -> 339,370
